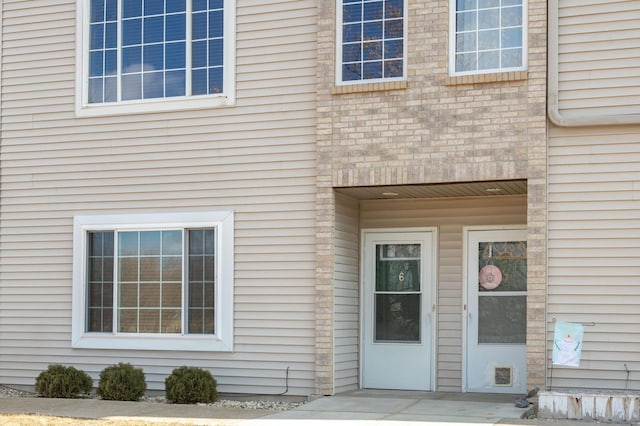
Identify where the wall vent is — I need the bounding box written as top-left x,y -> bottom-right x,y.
494,366 -> 512,386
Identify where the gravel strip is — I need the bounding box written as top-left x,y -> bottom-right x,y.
143,395 -> 303,411
0,385 -> 37,398
0,385 -> 303,411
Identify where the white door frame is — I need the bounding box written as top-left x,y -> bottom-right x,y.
359,227 -> 438,391
461,225 -> 527,392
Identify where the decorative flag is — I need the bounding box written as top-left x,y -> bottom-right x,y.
552,321 -> 584,367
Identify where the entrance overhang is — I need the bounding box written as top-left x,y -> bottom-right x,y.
335,179 -> 527,201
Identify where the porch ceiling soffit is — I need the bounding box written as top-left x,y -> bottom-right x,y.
334,180 -> 527,201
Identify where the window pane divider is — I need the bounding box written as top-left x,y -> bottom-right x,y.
136,235 -> 141,332
377,257 -> 420,261
112,231 -> 120,335
116,0 -> 122,102
186,0 -> 193,96
478,291 -> 527,296
181,230 -> 187,336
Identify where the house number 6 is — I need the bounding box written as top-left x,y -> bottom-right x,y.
398,272 -> 405,282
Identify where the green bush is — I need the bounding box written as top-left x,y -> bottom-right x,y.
35,364 -> 93,398
97,363 -> 146,401
165,366 -> 218,404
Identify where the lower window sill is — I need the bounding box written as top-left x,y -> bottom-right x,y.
446,71 -> 528,86
332,80 -> 408,95
72,334 -> 233,352
76,95 -> 236,117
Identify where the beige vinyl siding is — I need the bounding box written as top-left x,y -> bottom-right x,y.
548,125 -> 640,391
557,0 -> 640,118
0,0 -> 317,395
360,195 -> 527,392
334,193 -> 360,393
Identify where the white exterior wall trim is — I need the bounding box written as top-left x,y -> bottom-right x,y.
547,0 -> 640,127
358,227 -> 438,391
72,210 -> 234,351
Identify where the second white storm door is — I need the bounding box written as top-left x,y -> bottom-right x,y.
465,228 -> 527,394
362,230 -> 435,391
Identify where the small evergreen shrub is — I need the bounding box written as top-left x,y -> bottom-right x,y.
97,362 -> 146,401
35,364 -> 93,398
165,366 -> 218,404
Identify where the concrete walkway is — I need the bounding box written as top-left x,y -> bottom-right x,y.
249,390 -> 535,425
0,396 -> 271,425
0,390 -> 585,425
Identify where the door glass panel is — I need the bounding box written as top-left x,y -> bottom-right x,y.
478,241 -> 526,292
477,239 -> 526,344
478,295 -> 526,343
376,244 -> 420,291
375,243 -> 421,342
375,294 -> 421,342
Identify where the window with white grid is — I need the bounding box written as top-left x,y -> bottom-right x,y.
451,0 -> 526,75
77,0 -> 235,115
73,211 -> 233,351
337,0 -> 406,84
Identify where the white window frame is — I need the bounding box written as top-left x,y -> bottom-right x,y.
75,0 -> 236,117
448,0 -> 527,77
335,0 -> 408,86
72,211 -> 234,351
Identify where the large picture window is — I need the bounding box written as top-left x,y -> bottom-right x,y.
336,0 -> 406,84
73,211 -> 234,351
450,0 -> 526,75
77,0 -> 236,115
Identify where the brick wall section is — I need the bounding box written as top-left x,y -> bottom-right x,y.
525,0 -> 548,391
316,0 -> 547,395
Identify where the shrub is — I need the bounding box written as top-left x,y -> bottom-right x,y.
165,366 -> 218,404
97,362 -> 146,401
35,364 -> 93,398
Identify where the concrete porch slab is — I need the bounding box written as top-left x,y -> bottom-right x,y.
249,390 -> 531,425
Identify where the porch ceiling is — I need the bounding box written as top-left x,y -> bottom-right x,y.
335,179 -> 527,200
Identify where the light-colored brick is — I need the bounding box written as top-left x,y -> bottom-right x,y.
316,0 -> 546,395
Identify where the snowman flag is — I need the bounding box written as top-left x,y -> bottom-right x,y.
552,321 -> 584,367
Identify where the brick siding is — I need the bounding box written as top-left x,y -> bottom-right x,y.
316,0 -> 547,395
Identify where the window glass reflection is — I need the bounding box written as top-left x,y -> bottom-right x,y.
384,39 -> 403,59
340,0 -> 404,82
376,294 -> 420,342
454,0 -> 523,73
343,23 -> 362,42
478,50 -> 499,69
478,296 -> 526,343
89,0 -> 224,103
364,1 -> 383,20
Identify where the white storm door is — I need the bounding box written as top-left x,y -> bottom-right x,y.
362,230 -> 435,391
465,228 -> 527,393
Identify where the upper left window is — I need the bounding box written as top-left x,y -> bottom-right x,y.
77,0 -> 236,115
